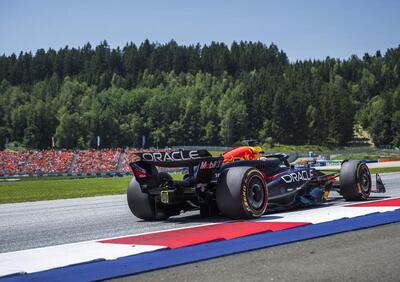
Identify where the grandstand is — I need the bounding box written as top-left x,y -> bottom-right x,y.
24,150 -> 74,174
0,151 -> 31,175
73,149 -> 121,174
0,148 -> 165,177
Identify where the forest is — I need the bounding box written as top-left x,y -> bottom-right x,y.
0,40 -> 399,149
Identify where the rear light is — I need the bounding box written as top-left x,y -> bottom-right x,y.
131,164 -> 149,179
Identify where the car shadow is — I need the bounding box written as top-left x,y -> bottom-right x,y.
135,195 -> 393,224
364,196 -> 391,200
163,214 -> 284,224
328,196 -> 390,202
264,201 -> 341,215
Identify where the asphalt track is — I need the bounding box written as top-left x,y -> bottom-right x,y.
1,173 -> 399,254
0,173 -> 399,281
0,195 -> 223,253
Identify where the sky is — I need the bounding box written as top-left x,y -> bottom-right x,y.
0,0 -> 399,61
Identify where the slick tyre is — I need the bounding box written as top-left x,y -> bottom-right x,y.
127,177 -> 169,220
340,160 -> 372,201
216,167 -> 268,219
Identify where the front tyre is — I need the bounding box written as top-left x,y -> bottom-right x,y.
340,160 -> 371,201
216,167 -> 268,219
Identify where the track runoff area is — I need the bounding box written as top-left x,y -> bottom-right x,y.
0,173 -> 399,281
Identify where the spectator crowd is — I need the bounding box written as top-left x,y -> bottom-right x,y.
0,148 -> 169,175
24,150 -> 74,174
0,151 -> 30,175
73,149 -> 121,173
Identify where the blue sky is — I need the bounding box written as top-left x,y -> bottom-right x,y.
1,0 -> 399,61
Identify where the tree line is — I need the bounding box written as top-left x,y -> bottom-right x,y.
0,40 -> 399,149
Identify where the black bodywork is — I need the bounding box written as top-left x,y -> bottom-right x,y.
129,150 -> 356,218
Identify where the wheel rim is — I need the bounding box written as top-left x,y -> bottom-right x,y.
358,166 -> 371,194
247,175 -> 265,210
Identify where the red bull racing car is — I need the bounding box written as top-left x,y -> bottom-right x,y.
127,146 -> 386,220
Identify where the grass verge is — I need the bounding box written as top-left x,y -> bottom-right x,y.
0,176 -> 131,204
1,166 -> 399,204
369,167 -> 400,174
331,153 -> 400,160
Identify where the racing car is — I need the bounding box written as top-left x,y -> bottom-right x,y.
127,146 -> 386,220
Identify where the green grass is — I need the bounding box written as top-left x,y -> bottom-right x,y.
209,150 -> 224,156
331,153 -> 381,160
369,167 -> 400,174
0,176 -> 131,204
0,172 -> 185,204
331,153 -> 400,161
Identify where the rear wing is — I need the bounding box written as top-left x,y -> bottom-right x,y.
129,150 -> 223,183
132,150 -> 213,167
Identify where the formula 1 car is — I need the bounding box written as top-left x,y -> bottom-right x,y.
127,147 -> 386,220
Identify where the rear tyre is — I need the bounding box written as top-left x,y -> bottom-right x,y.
340,160 -> 371,201
216,167 -> 268,219
127,177 -> 158,220
127,177 -> 170,220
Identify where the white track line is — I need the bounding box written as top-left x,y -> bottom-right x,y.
0,242 -> 164,277
261,206 -> 398,224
